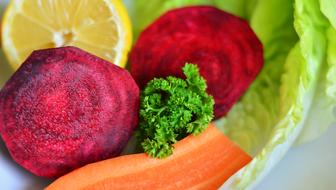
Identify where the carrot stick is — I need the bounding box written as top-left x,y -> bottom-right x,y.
46,124 -> 251,190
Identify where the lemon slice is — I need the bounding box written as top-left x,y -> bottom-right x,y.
2,0 -> 132,69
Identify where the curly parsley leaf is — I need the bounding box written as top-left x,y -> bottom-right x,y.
137,63 -> 214,158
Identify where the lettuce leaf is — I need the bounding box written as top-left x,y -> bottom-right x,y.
320,0 -> 336,28
211,0 -> 258,19
222,0 -> 329,189
222,44 -> 304,189
295,1 -> 336,145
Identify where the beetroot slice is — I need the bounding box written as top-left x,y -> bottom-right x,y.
130,6 -> 263,118
0,46 -> 139,178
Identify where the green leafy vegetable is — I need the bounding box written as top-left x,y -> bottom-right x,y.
212,0 -> 258,19
222,0 -> 330,189
295,28 -> 336,145
137,64 -> 214,158
320,0 -> 336,28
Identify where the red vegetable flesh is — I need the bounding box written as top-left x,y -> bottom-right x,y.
0,46 -> 139,178
130,6 -> 263,118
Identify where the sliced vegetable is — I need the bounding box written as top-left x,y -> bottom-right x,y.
46,124 -> 252,190
0,47 -> 139,178
130,6 -> 263,119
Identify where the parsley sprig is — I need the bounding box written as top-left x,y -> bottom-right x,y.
137,64 -> 214,158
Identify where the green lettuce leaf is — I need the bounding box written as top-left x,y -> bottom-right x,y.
222,44 -> 304,189
222,0 -> 329,189
295,1 -> 336,145
320,0 -> 336,28
211,0 -> 258,19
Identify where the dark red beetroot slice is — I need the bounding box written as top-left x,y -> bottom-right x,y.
0,46 -> 139,178
130,6 -> 263,118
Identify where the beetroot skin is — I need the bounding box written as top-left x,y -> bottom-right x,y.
130,6 -> 263,118
0,47 -> 139,178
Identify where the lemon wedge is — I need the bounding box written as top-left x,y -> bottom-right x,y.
2,0 -> 132,69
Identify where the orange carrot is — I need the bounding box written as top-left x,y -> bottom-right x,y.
46,124 -> 251,190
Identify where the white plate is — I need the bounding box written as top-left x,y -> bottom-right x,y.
0,1 -> 335,190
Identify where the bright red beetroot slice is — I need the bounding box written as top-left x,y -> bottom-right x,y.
0,47 -> 139,178
130,6 -> 263,118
